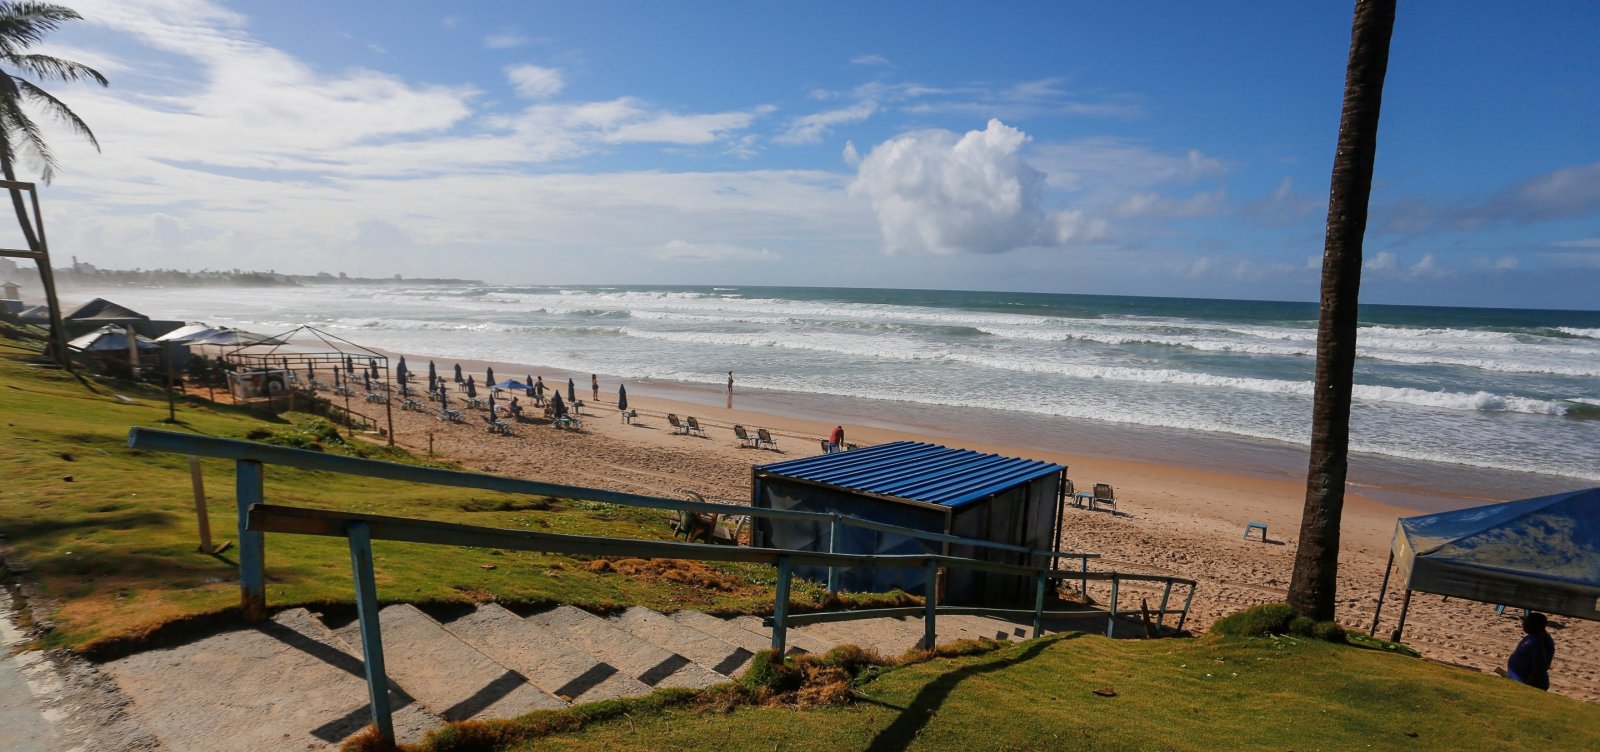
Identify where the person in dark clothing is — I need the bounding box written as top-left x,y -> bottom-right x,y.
591,374 -> 599,401
1507,611 -> 1555,690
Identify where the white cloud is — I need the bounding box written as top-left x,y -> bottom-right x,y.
1552,237 -> 1600,249
1112,189 -> 1228,220
850,54 -> 891,66
505,64 -> 564,98
775,101 -> 877,145
653,240 -> 778,262
1495,255 -> 1520,270
849,119 -> 1099,255
1365,251 -> 1398,271
485,33 -> 529,49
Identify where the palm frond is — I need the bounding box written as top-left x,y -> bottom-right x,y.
0,53 -> 106,85
0,75 -> 57,182
0,3 -> 82,56
14,76 -> 97,151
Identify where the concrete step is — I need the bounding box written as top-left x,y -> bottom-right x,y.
727,615 -> 836,655
795,616 -> 930,656
524,606 -> 725,690
333,604 -> 563,722
668,610 -> 796,657
440,604 -> 652,704
103,607 -> 438,750
610,607 -> 753,676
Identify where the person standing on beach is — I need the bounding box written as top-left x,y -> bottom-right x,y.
829,425 -> 845,452
727,371 -> 734,394
591,374 -> 599,401
1507,612 -> 1556,690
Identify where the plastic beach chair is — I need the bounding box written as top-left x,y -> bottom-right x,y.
756,428 -> 778,450
735,425 -> 759,448
1087,483 -> 1116,513
686,416 -> 706,436
667,413 -> 688,434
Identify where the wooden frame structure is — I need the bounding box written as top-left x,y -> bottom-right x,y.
0,179 -> 70,368
221,325 -> 395,446
128,427 -> 1197,748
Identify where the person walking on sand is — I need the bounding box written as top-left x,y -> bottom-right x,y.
1507,612 -> 1556,690
829,425 -> 845,452
591,374 -> 599,401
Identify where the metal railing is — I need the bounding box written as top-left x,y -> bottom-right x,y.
127,427 -> 1197,747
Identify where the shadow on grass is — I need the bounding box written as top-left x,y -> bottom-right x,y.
862,635 -> 1077,752
0,509 -> 177,542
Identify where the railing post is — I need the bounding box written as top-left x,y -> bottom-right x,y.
826,513 -> 842,595
923,560 -> 938,650
1175,583 -> 1196,633
235,459 -> 267,621
346,522 -> 394,747
1032,570 -> 1047,639
188,456 -> 215,554
1106,574 -> 1120,638
772,555 -> 792,654
1157,579 -> 1174,631
1079,555 -> 1088,599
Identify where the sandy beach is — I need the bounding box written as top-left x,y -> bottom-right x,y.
346,350 -> 1599,701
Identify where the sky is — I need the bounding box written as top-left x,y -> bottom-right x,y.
11,0 -> 1600,308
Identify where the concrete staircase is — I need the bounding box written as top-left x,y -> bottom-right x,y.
99,603 -> 1061,751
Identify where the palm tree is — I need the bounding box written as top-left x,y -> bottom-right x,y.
1286,0 -> 1397,622
0,2 -> 108,367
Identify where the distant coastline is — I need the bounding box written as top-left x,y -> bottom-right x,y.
37,261 -> 480,289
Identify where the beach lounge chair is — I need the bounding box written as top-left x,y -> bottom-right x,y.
667,413 -> 688,434
735,425 -> 759,448
1062,478 -> 1079,507
685,416 -> 706,436
756,428 -> 777,450
1087,483 -> 1116,513
484,415 -> 513,435
439,407 -> 464,423
401,398 -> 424,412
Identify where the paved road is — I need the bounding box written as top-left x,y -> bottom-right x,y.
1,594 -> 53,752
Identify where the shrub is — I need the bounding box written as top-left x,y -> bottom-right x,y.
1313,620 -> 1348,644
1211,603 -> 1297,637
1287,615 -> 1317,637
740,649 -> 799,693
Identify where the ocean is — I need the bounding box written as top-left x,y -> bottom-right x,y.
81,284 -> 1600,493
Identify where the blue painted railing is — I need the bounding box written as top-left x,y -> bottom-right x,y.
128,427 -> 1197,747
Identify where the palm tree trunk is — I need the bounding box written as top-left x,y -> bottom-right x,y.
0,150 -> 72,369
1287,0 -> 1396,621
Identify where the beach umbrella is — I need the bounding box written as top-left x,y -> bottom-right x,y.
334,368 -> 341,387
396,357 -> 408,383
400,383 -> 410,398
486,367 -> 495,388
488,390 -> 496,416
466,376 -> 477,399
525,375 -> 534,397
551,392 -> 565,418
617,384 -> 628,412
428,361 -> 438,392
307,362 -> 314,381
567,378 -> 575,401
454,363 -> 463,383
364,373 -> 371,391
368,359 -> 379,379
345,354 -> 354,374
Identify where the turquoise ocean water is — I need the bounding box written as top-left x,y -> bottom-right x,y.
87,284 -> 1600,488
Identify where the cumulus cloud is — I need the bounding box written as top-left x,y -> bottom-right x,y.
1365,251 -> 1398,271
505,64 -> 563,98
653,240 -> 778,262
849,119 -> 1100,255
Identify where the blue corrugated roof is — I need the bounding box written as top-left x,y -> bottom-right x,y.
755,441 -> 1063,508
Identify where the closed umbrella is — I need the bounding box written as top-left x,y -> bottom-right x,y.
550,392 -> 565,419
454,363 -> 463,384
368,359 -> 379,379
525,375 -> 534,397
617,384 -> 628,412
363,373 -> 371,391
488,390 -> 496,417
567,378 -> 575,402
428,361 -> 438,392
345,354 -> 354,374
486,367 -> 495,389
466,376 -> 476,399
334,368 -> 341,387
307,362 -> 315,381
396,357 -> 408,384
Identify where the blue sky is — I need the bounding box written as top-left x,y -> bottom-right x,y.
17,1 -> 1600,308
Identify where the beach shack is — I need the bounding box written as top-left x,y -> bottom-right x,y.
751,441 -> 1066,606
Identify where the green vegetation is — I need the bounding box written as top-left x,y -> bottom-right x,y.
430,633 -> 1596,752
1213,602 -> 1346,644
0,346 -> 869,653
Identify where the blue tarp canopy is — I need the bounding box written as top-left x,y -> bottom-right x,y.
756,441 -> 1063,508
491,380 -> 528,391
1392,487 -> 1600,620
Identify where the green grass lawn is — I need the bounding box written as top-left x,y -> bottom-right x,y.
0,343 -> 841,653
501,633 -> 1599,752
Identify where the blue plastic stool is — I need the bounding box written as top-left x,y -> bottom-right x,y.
1243,522 -> 1268,541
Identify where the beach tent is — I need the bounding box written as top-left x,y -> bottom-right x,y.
155,323 -> 220,344
192,327 -> 284,347
753,442 -> 1066,605
68,325 -> 159,353
1372,488 -> 1600,638
617,384 -> 628,412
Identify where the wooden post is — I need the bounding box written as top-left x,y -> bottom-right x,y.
428,431 -> 434,457
1389,589 -> 1413,643
771,555 -> 792,654
346,522 -> 395,747
1157,580 -> 1174,631
1369,549 -> 1395,636
236,459 -> 267,621
1176,583 -> 1196,633
826,513 -> 842,595
923,560 -> 938,650
1032,570 -> 1047,638
189,456 -> 214,553
1106,574 -> 1120,638
1140,599 -> 1154,639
